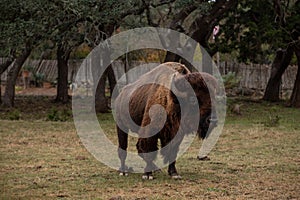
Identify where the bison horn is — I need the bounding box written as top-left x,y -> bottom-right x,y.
170,72 -> 187,98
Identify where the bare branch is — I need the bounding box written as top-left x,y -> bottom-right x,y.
169,4 -> 198,31
119,2 -> 148,19
0,57 -> 14,75
189,0 -> 237,47
151,0 -> 176,8
143,0 -> 159,26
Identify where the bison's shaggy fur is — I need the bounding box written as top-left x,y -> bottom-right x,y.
115,62 -> 217,179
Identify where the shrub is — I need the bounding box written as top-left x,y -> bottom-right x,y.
47,108 -> 60,121
8,109 -> 21,120
33,72 -> 45,87
264,115 -> 280,127
47,108 -> 71,122
222,72 -> 240,89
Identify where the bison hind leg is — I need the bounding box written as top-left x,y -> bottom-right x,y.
118,165 -> 133,176
117,126 -> 130,175
136,136 -> 160,179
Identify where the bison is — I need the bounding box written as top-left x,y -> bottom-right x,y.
114,62 -> 218,179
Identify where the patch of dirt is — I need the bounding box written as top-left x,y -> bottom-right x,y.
1,85 -> 72,96
16,87 -> 58,96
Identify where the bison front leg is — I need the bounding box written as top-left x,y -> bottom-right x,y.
160,137 -> 183,179
168,161 -> 181,179
136,136 -> 159,180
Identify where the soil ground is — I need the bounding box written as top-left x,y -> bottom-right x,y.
1,85 -> 70,96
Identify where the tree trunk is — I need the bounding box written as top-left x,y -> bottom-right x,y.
95,74 -> 109,113
106,64 -> 116,97
94,65 -> 116,111
56,44 -> 71,103
263,46 -> 294,101
0,78 -> 2,104
290,45 -> 300,107
93,38 -> 113,112
2,48 -> 31,107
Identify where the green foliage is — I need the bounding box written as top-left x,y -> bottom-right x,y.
264,115 -> 281,127
262,106 -> 281,127
173,0 -> 211,13
71,44 -> 91,59
8,109 -> 21,120
222,72 -> 240,89
0,0 -> 143,58
15,86 -> 23,92
47,108 -> 72,122
215,0 -> 300,64
33,72 -> 45,87
0,0 -> 50,57
2,0 -> 297,68
23,65 -> 34,72
119,49 -> 166,63
47,109 -> 59,121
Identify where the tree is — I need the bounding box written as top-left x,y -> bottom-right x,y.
45,0 -> 88,103
56,42 -> 72,103
87,0 -> 152,112
174,0 -> 237,72
122,0 -> 237,70
213,0 -> 300,107
262,0 -> 299,105
0,55 -> 14,75
47,0 -> 148,108
0,0 -> 50,107
263,44 -> 294,102
290,42 -> 300,107
2,43 -> 32,107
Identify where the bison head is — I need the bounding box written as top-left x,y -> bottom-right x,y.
171,72 -> 218,139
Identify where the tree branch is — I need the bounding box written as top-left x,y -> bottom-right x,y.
169,4 -> 198,30
143,0 -> 159,27
119,2 -> 148,19
0,57 -> 14,75
189,0 -> 237,47
151,0 -> 176,8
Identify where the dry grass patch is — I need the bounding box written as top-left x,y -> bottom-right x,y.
0,97 -> 299,199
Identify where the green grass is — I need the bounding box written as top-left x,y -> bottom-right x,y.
0,96 -> 299,199
226,97 -> 300,130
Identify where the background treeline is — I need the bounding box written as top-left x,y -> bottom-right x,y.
0,0 -> 299,110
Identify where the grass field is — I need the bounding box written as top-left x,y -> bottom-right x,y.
0,96 -> 299,199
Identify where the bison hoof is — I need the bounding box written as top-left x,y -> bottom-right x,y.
142,174 -> 154,180
119,172 -> 128,176
171,174 -> 182,180
154,168 -> 162,173
197,155 -> 210,161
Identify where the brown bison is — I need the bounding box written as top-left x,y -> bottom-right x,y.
114,62 -> 218,179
